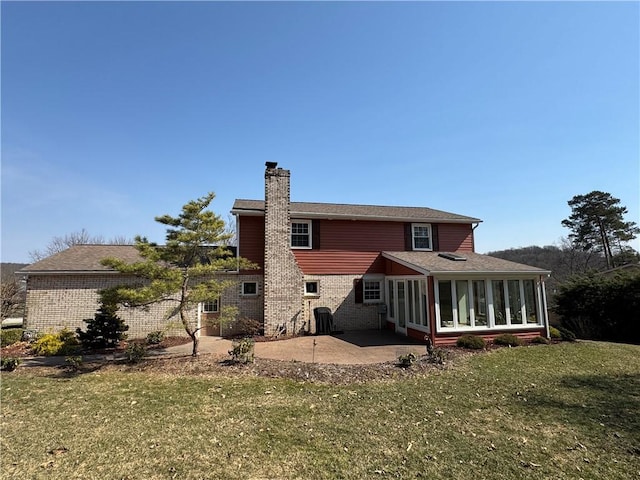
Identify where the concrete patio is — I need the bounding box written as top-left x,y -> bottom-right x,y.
19,330 -> 429,367
165,330 -> 428,364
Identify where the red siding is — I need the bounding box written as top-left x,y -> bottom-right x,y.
406,327 -> 545,345
384,258 -> 423,275
319,220 -> 406,251
237,214 -> 475,273
293,250 -> 384,274
434,328 -> 546,346
437,223 -> 474,252
238,216 -> 265,272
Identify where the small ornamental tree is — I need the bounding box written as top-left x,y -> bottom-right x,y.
101,193 -> 257,356
77,301 -> 129,349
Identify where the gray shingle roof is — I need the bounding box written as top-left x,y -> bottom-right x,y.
382,251 -> 550,275
232,199 -> 481,223
19,245 -> 142,273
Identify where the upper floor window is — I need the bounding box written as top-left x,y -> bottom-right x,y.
291,220 -> 312,248
412,223 -> 432,250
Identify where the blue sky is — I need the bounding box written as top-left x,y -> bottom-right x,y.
2,1 -> 639,263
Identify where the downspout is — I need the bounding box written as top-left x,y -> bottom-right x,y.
471,223 -> 480,252
235,213 -> 240,272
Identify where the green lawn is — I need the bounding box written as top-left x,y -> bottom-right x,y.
2,341 -> 639,479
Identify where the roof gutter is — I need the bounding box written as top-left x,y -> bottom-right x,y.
231,209 -> 482,224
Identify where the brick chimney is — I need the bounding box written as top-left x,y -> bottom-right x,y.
263,163 -> 303,336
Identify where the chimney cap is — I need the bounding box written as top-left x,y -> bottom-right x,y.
265,161 -> 278,169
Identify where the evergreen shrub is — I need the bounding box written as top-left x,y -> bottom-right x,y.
493,333 -> 523,347
77,302 -> 128,350
456,334 -> 486,350
530,336 -> 550,345
1,328 -> 23,347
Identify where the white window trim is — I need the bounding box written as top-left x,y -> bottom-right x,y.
363,276 -> 383,303
384,276 -> 429,332
411,223 -> 433,251
202,299 -> 220,313
304,280 -> 320,297
434,276 -> 544,333
241,281 -> 259,296
291,219 -> 312,249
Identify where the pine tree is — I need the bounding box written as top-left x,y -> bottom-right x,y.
101,193 -> 256,356
561,191 -> 639,269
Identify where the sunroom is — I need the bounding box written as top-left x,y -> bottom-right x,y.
381,251 -> 551,345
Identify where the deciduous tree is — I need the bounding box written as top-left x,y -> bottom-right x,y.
101,193 -> 256,356
29,229 -> 132,262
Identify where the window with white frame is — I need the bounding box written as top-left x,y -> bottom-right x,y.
202,299 -> 219,313
435,278 -> 541,331
242,282 -> 258,296
363,280 -> 382,302
291,220 -> 312,248
304,281 -> 319,296
412,223 -> 432,250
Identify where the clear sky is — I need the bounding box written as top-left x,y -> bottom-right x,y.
2,1 -> 639,263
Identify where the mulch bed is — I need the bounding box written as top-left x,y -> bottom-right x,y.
2,336 -> 471,384
0,336 -> 191,359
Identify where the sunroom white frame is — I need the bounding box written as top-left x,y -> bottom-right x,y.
385,276 -> 430,334
433,274 -> 546,333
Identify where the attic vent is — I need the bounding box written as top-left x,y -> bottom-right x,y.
438,252 -> 467,261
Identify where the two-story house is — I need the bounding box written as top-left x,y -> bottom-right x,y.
19,163 -> 550,345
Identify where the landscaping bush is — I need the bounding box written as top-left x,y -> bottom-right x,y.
530,336 -> 550,345
229,338 -> 255,363
456,334 -> 486,350
31,329 -> 80,356
555,271 -> 640,343
235,317 -> 262,337
493,333 -> 523,347
0,357 -> 21,371
398,352 -> 417,368
556,325 -> 576,342
77,302 -> 128,349
124,343 -> 147,364
1,328 -> 23,347
549,326 -> 562,339
65,355 -> 83,372
429,348 -> 448,365
146,330 -> 165,345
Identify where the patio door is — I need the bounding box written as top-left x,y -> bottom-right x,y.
388,278 -> 429,335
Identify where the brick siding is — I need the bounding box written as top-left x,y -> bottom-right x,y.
302,275 -> 381,332
24,273 -> 264,339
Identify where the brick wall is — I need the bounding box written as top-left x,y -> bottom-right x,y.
25,273 -> 263,339
263,166 -> 304,336
301,275 -> 381,332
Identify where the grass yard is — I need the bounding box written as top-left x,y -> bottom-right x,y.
1,341 -> 639,479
